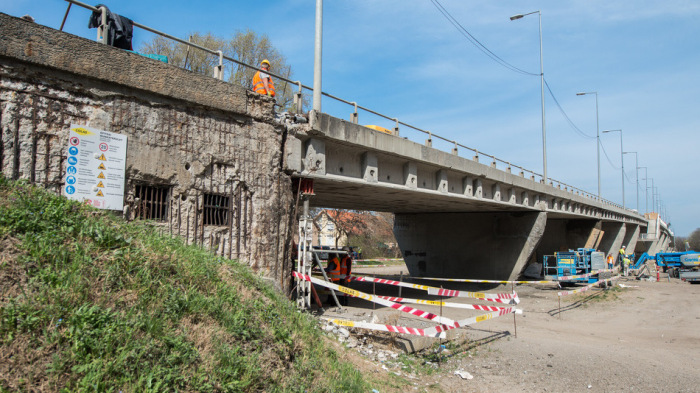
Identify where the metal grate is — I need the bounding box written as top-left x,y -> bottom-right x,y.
203,193 -> 230,226
134,184 -> 170,221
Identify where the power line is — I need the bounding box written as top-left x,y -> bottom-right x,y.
430,0 -> 537,76
544,79 -> 596,140
599,140 -> 621,170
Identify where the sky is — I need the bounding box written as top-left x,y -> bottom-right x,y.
3,0 -> 699,236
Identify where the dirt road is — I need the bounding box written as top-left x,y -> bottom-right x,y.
324,265 -> 700,392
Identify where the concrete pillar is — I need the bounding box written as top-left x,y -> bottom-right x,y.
598,222 -> 626,257
622,224 -> 640,254
394,211 -> 547,280
473,179 -> 483,199
535,219 -> 600,264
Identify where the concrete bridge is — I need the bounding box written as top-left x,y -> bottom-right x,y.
0,13 -> 671,287
287,112 -> 668,279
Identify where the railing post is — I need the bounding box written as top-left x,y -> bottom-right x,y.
452,141 -> 458,155
393,118 -> 400,136
213,50 -> 224,80
294,81 -> 303,114
425,131 -> 432,147
96,6 -> 108,44
350,102 -> 358,124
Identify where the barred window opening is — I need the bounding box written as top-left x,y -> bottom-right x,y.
203,193 -> 230,226
134,184 -> 170,221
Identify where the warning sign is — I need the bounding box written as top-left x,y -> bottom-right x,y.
62,124 -> 127,210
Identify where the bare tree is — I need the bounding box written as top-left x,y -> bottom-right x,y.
139,29 -> 305,111
688,228 -> 700,251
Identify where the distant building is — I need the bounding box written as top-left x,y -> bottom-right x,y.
313,209 -> 348,248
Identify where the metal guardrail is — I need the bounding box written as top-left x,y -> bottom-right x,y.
62,0 -> 635,214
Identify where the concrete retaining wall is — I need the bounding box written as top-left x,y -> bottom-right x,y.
0,13 -> 295,290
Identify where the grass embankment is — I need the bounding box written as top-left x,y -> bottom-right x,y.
0,178 -> 367,392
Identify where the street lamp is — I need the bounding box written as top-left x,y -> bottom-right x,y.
510,11 -> 547,184
313,0 -> 323,111
576,91 -> 600,198
624,151 -> 638,212
638,166 -> 648,214
603,129 -> 624,208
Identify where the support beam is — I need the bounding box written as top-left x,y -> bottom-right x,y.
394,211 -> 547,280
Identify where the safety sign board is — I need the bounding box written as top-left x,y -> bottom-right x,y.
62,124 -> 127,210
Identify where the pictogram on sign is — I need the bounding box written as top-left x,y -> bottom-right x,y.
96,190 -> 104,197
97,153 -> 107,161
97,172 -> 105,179
96,181 -> 105,188
98,163 -> 106,170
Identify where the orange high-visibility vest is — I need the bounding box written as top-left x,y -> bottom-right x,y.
252,71 -> 275,97
340,255 -> 352,278
327,257 -> 341,282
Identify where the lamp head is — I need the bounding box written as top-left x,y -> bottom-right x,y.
510,15 -> 524,20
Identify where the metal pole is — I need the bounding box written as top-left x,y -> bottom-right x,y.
538,11 -> 547,184
576,92 -> 600,198
619,131 -> 625,209
313,0 -> 323,112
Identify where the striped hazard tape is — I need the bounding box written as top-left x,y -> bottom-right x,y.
347,274 -> 519,304
294,272 -> 456,326
348,275 -> 431,291
323,318 -> 446,338
377,296 -> 514,312
427,287 -> 520,305
557,275 -> 621,297
423,307 -> 522,337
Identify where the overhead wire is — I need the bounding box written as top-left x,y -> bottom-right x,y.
544,79 -> 596,139
430,0 -> 537,76
431,1 -> 595,143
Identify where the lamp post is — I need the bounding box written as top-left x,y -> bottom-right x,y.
313,0 -> 323,111
638,166 -> 648,214
603,129 -> 624,208
510,11 -> 547,184
576,92 -> 600,198
624,151 -> 638,211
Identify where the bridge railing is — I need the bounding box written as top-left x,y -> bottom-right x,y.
62,0 -> 630,213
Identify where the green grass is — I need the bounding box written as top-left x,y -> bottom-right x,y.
0,177 -> 368,392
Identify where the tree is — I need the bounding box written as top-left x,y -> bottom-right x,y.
688,228 -> 700,251
139,29 -> 304,111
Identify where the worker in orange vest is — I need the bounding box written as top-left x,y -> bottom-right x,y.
325,253 -> 341,283
252,59 -> 275,97
339,250 -> 353,306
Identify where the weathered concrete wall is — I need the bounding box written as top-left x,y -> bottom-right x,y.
535,219 -> 600,261
394,211 -> 546,280
0,14 -> 295,290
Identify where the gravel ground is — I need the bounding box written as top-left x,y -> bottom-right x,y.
321,265 -> 700,393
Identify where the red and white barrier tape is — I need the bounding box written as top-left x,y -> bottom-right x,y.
427,287 -> 520,305
377,296 -> 514,311
323,318 -> 446,338
294,271 -> 456,325
348,274 -> 519,304
557,275 -> 621,296
424,307 -> 522,337
348,275 -> 431,291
